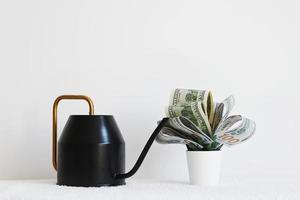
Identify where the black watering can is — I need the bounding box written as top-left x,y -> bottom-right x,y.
52,95 -> 168,187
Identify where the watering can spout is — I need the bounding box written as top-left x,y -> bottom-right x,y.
114,117 -> 169,179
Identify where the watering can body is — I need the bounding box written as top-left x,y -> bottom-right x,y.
57,115 -> 125,186
52,95 -> 168,187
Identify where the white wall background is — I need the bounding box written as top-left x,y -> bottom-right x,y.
0,0 -> 299,180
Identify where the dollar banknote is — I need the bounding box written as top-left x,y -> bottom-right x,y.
156,117 -> 222,151
156,127 -> 204,150
157,88 -> 256,150
215,115 -> 256,146
190,102 -> 212,135
166,105 -> 199,127
211,103 -> 224,132
215,115 -> 243,133
170,89 -> 206,106
169,89 -> 215,126
220,95 -> 235,120
168,117 -> 213,144
166,102 -> 212,135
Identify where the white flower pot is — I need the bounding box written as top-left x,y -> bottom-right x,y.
186,150 -> 222,186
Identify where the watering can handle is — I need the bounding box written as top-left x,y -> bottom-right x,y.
52,95 -> 94,171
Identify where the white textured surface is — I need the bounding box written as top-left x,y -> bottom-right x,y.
0,0 -> 300,180
0,177 -> 299,200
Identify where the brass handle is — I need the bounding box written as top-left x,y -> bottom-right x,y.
52,95 -> 95,171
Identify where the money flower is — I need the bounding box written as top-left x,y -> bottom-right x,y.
156,89 -> 256,151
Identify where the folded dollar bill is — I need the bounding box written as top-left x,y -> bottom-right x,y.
156,88 -> 256,151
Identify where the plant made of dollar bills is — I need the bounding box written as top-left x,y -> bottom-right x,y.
155,89 -> 256,151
